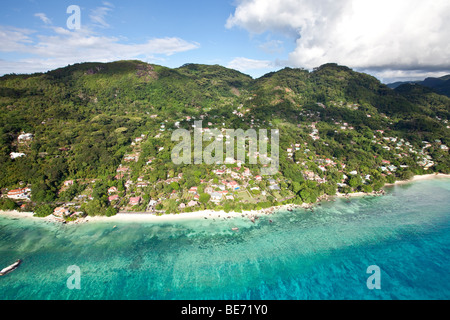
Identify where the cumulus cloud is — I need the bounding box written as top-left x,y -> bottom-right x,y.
0,25 -> 200,75
227,0 -> 450,80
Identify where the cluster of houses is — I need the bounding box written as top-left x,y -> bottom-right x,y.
123,154 -> 139,163
304,171 -> 328,184
379,160 -> 399,174
232,110 -> 245,118
328,101 -> 360,111
53,206 -> 83,219
115,165 -> 130,180
107,186 -> 119,203
309,122 -> 320,141
187,184 -> 236,205
286,143 -> 302,158
213,166 -> 252,181
9,133 -> 34,159
112,133 -> 161,209
372,132 -> 430,172
131,135 -> 146,146
108,185 -> 141,208
179,200 -> 199,209
335,121 -> 355,131
424,140 -> 449,152
186,181 -> 238,205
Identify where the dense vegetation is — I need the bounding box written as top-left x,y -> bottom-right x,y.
0,61 -> 449,219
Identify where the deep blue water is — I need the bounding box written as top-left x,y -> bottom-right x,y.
1,178 -> 449,300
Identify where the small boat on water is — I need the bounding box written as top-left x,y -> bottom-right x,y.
232,227 -> 239,231
0,260 -> 22,276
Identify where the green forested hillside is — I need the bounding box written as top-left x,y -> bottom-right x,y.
0,61 -> 449,218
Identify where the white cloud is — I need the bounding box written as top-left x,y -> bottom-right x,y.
102,1 -> 115,8
361,68 -> 450,84
34,13 -> 52,25
0,26 -> 35,52
259,40 -> 284,55
227,57 -> 273,73
0,25 -> 200,75
227,0 -> 450,80
90,5 -> 113,28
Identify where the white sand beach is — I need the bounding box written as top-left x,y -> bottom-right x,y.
335,191 -> 377,198
84,210 -> 256,223
0,210 -> 35,220
384,173 -> 450,187
82,204 -> 307,224
0,210 -> 67,222
0,203 -> 306,225
335,173 -> 450,198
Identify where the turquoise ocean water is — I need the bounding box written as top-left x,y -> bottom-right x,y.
1,178 -> 450,300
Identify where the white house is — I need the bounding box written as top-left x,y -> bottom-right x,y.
18,133 -> 33,142
210,192 -> 223,202
10,152 -> 26,159
7,188 -> 31,200
187,200 -> 198,207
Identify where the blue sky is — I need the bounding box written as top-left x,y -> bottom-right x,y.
1,0 -> 449,82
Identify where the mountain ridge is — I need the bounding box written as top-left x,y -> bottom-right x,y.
387,74 -> 450,97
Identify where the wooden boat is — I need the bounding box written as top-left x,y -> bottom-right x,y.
0,259 -> 22,276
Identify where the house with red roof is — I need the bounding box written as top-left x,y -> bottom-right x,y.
108,195 -> 119,202
129,197 -> 142,206
7,188 -> 31,200
108,187 -> 118,194
188,187 -> 198,194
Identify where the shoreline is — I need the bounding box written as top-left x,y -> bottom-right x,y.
334,173 -> 450,199
2,173 -> 449,225
0,203 -> 311,226
70,202 -> 312,224
383,173 -> 450,187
